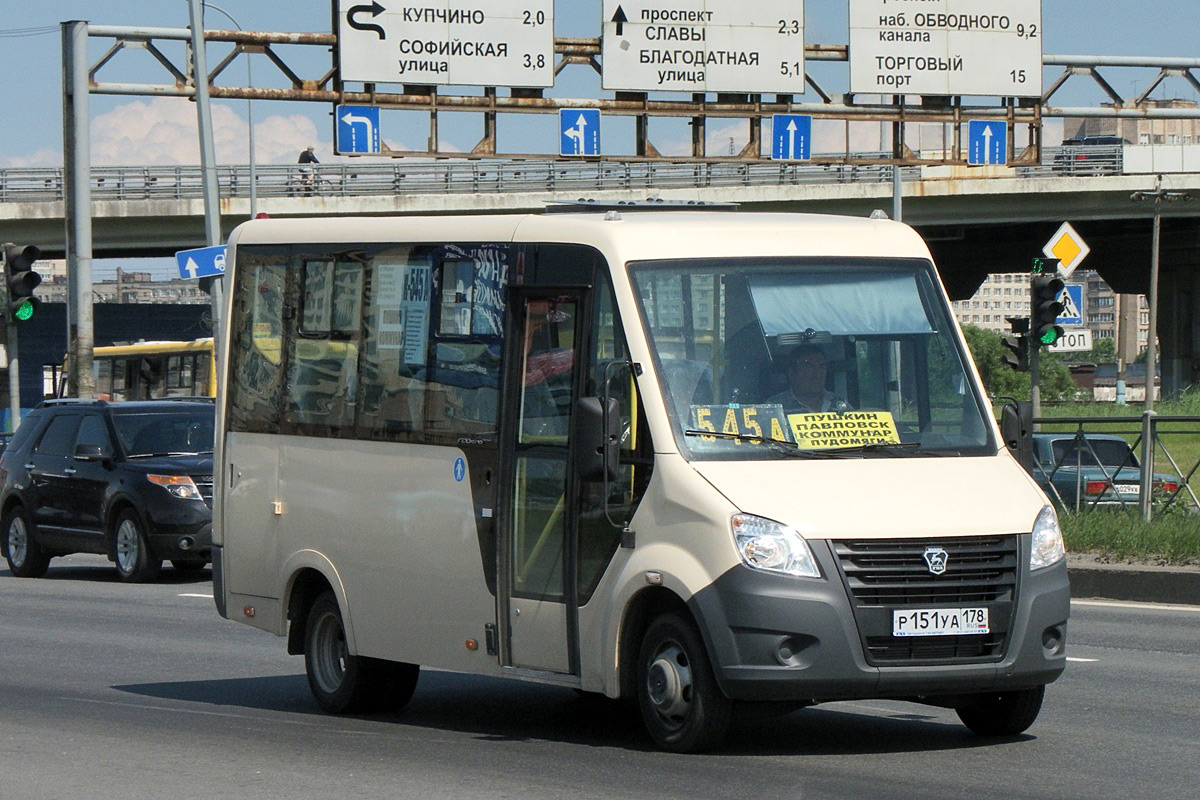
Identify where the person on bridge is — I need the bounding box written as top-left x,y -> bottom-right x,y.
298,146 -> 319,195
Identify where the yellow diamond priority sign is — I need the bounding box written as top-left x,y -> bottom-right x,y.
1043,222 -> 1090,278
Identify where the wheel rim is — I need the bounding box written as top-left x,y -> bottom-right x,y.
7,517 -> 28,568
645,641 -> 693,731
310,610 -> 349,695
115,519 -> 140,573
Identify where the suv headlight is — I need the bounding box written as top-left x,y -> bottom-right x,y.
147,474 -> 202,501
731,514 -> 821,578
1030,505 -> 1066,570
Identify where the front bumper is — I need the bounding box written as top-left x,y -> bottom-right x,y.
687,535 -> 1070,703
143,502 -> 213,561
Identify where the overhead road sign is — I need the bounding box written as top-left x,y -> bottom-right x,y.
849,0 -> 1043,97
967,120 -> 1006,166
560,110 -> 601,157
176,246 -> 226,280
336,106 -> 381,155
601,1 -> 807,94
336,0 -> 554,88
1043,222 -> 1091,279
771,115 -> 811,161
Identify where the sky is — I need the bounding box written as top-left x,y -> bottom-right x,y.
3,1 -> 1200,276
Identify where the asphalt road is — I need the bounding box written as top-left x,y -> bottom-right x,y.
2,555 -> 1198,800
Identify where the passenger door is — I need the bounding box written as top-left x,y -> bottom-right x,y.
25,414 -> 81,535
66,413 -> 115,535
498,288 -> 587,674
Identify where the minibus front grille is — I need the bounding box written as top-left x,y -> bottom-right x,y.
833,536 -> 1018,606
831,536 -> 1020,666
865,632 -> 1007,662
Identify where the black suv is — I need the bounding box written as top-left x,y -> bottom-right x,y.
1,399 -> 214,582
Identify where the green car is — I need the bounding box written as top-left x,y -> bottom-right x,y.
1031,433 -> 1180,512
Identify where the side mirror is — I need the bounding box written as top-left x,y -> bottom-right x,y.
74,443 -> 113,463
573,396 -> 620,483
1000,400 -> 1033,474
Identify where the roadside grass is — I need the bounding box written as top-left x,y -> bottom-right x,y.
1061,510 -> 1200,566
1004,391 -> 1200,565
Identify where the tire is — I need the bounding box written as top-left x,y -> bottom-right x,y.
113,509 -> 162,583
3,506 -> 50,578
956,686 -> 1046,737
636,613 -> 732,753
304,591 -> 419,715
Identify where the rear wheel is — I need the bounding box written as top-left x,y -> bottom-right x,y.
304,591 -> 419,714
636,613 -> 732,753
956,686 -> 1046,736
4,506 -> 50,578
113,509 -> 162,583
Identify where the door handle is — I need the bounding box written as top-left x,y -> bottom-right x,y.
24,463 -> 34,470
64,467 -> 77,475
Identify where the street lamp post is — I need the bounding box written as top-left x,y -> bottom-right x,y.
199,2 -> 256,217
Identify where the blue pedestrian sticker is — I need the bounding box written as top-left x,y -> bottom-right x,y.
453,457 -> 467,483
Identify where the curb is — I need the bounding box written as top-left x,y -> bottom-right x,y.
1068,564 -> 1200,606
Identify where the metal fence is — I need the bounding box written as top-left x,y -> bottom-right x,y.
1033,413 -> 1200,520
0,146 -> 1123,205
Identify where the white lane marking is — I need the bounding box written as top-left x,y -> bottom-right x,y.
179,593 -> 213,598
1067,657 -> 1098,662
1072,598 -> 1200,613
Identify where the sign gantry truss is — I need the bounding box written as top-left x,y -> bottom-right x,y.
79,23 -> 1200,164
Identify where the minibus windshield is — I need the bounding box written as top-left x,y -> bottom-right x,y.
629,258 -> 994,460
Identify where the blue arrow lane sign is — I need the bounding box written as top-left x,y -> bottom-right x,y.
175,245 -> 227,280
967,120 -> 1007,166
337,105 -> 381,155
771,115 -> 811,161
560,110 -> 601,156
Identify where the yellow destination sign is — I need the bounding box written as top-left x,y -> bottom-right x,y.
788,411 -> 901,450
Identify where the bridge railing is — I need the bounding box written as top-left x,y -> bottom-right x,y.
0,146 -> 1122,204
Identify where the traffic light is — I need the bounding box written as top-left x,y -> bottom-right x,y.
1002,316 -> 1030,371
1,242 -> 43,322
1030,272 -> 1065,348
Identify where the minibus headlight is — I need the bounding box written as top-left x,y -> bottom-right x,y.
1030,505 -> 1066,570
731,514 -> 821,578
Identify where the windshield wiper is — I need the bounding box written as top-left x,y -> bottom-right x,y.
821,441 -> 931,456
683,429 -> 842,458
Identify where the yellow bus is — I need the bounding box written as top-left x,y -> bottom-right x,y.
54,339 -> 216,401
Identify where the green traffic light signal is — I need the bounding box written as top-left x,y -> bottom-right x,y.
1030,273 -> 1065,349
2,242 -> 42,322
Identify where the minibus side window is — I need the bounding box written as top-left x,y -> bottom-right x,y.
228,253 -> 288,433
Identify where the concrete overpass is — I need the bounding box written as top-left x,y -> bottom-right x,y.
4,157 -> 1200,392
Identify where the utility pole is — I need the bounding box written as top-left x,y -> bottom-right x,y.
188,0 -> 225,378
1131,174 -> 1192,410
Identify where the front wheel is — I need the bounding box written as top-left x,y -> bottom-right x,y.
113,509 -> 162,583
304,591 -> 419,715
956,686 -> 1046,736
4,506 -> 50,578
636,613 -> 732,753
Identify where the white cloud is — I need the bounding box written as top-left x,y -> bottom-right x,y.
88,97 -> 327,166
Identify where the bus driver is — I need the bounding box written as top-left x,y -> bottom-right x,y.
768,345 -> 849,413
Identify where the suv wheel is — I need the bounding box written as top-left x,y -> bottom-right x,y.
113,509 -> 162,583
3,506 -> 51,578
